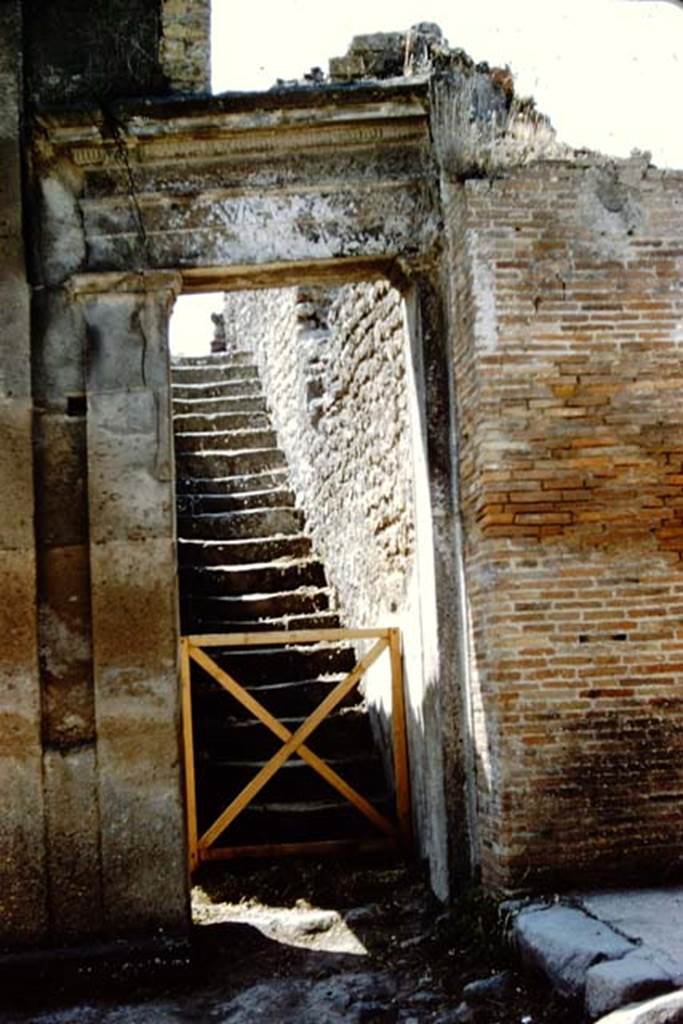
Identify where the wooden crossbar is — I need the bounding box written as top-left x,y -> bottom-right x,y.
190,643 -> 398,846
181,627 -> 411,867
201,838 -> 398,862
186,627 -> 389,647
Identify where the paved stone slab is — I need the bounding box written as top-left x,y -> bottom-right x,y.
514,903 -> 634,998
594,989 -> 683,1024
586,953 -> 676,1019
580,890 -> 683,983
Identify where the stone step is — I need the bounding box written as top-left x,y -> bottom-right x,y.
170,354 -> 391,853
178,535 -> 313,566
179,559 -> 326,596
176,468 -> 289,496
172,350 -> 254,368
181,610 -> 342,635
177,506 -> 304,541
196,793 -> 394,845
193,674 -> 352,718
181,586 -> 332,623
173,410 -> 270,433
198,755 -> 388,806
199,644 -> 356,685
177,489 -> 296,516
199,705 -> 375,760
174,428 -> 278,454
175,447 -> 286,478
172,395 -> 267,417
171,363 -> 259,384
172,378 -> 262,401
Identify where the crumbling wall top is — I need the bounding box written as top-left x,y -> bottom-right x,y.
326,23 -> 567,177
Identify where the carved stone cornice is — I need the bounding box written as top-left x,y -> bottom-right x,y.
31,82 -> 438,276
34,82 -> 431,171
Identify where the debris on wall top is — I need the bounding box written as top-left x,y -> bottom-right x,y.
325,23 -> 568,177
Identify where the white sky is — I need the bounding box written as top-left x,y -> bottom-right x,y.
171,0 -> 682,356
211,0 -> 682,166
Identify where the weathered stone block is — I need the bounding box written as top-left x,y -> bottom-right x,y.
33,412 -> 88,548
90,537 -> 187,936
0,399 -> 34,549
0,268 -> 30,400
31,289 -> 87,408
38,543 -> 95,748
593,990 -> 683,1024
43,745 -> 102,941
38,170 -> 87,286
586,954 -> 675,1020
0,743 -> 48,946
0,138 -> 30,399
87,390 -> 174,544
0,3 -> 21,139
90,538 -> 177,675
0,549 -> 47,946
515,904 -> 634,999
84,294 -> 171,394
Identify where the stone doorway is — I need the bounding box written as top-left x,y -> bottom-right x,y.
20,72 -> 471,947
167,277 -> 459,897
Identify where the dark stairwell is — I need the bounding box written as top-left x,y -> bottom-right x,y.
172,348 -> 394,851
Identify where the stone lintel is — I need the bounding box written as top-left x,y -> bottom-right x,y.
180,256 -> 400,294
68,270 -> 183,299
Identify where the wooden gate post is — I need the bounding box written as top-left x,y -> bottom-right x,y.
180,637 -> 198,872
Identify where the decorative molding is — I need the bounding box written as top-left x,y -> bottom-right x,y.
68,117 -> 428,169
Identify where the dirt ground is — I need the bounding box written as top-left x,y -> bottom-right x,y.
1,856 -> 583,1023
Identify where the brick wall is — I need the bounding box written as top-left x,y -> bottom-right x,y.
447,158 -> 683,888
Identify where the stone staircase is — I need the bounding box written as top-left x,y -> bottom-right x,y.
172,351 -> 393,851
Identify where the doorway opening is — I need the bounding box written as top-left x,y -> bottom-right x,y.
169,279 -> 424,881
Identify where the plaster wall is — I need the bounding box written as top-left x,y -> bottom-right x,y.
82,282 -> 187,935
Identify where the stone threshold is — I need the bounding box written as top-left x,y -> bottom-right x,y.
508,886 -> 683,1021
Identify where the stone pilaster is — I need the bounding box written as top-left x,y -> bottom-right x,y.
31,288 -> 103,942
77,272 -> 189,937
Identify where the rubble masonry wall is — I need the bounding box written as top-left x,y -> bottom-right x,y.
220,283 -> 457,883
223,282 -> 416,630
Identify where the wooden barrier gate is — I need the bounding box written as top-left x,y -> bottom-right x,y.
181,627 -> 411,870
